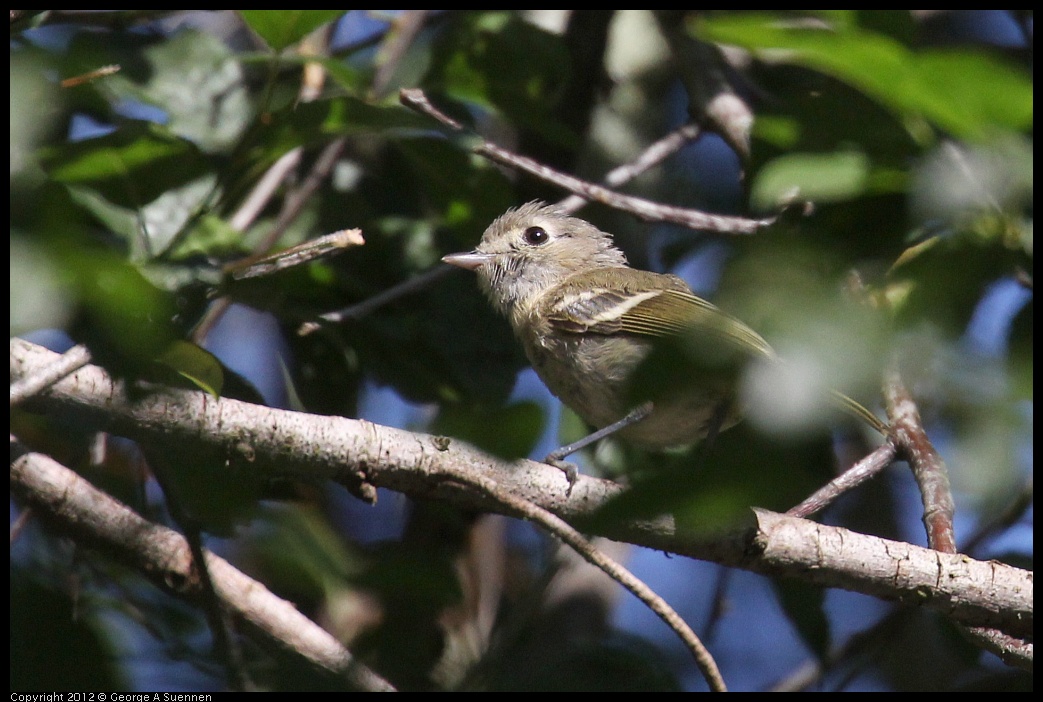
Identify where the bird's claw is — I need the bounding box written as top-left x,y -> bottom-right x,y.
544,455 -> 578,496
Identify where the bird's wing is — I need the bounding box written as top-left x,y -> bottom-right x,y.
543,269 -> 774,358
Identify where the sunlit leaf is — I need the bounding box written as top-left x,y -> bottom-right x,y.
240,10 -> 347,52
697,13 -> 1033,139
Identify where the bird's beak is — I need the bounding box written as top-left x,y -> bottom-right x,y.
442,251 -> 493,271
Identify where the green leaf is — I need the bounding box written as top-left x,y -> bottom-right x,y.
432,401 -> 545,460
61,248 -> 183,376
240,10 -> 347,52
751,150 -> 871,210
67,29 -> 252,153
10,576 -> 125,691
130,30 -> 252,152
154,340 -> 225,396
142,440 -> 264,537
584,425 -> 833,536
258,97 -> 434,155
246,504 -> 363,600
424,12 -> 577,146
240,51 -> 367,93
697,13 -> 1033,139
42,121 -> 209,208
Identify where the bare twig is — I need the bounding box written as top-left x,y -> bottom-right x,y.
196,22 -> 353,343
882,366 -> 1033,667
9,500 -> 33,544
146,449 -> 253,690
195,137 -> 349,342
299,264 -> 454,336
59,64 -> 121,88
228,148 -> 303,233
227,228 -> 364,280
962,478 -> 1033,555
883,369 -> 957,554
652,11 -> 753,162
477,141 -> 774,233
556,122 -> 703,214
788,441 -> 898,519
399,88 -> 776,235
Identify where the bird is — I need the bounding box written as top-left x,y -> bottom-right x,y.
443,201 -> 887,487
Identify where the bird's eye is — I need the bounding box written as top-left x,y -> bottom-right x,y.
523,226 -> 549,245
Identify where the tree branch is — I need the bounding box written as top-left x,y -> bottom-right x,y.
400,88 -> 776,234
9,440 -> 397,692
10,338 -> 1033,644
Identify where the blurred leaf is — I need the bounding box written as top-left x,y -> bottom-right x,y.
62,248 -> 184,378
715,239 -> 890,413
257,97 -> 434,157
698,13 -> 1033,139
66,29 -> 252,152
909,136 -> 1033,229
246,504 -> 363,602
425,12 -> 577,147
143,438 -> 264,537
751,150 -> 872,210
240,10 -> 347,52
166,211 -> 247,261
10,574 -> 124,691
42,121 -> 209,207
885,230 -> 1028,334
432,401 -> 545,459
10,235 -> 72,337
241,51 -> 368,93
584,424 -> 832,535
489,635 -> 682,691
119,30 -> 251,152
154,340 -> 225,396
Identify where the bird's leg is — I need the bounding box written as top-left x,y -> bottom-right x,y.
544,401 -> 654,494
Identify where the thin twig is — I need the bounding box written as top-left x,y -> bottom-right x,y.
147,451 -> 253,690
788,441 -> 898,519
432,464 -> 727,692
881,366 -> 1032,667
228,148 -> 303,233
477,141 -> 773,233
9,501 -> 33,544
195,138 -> 349,343
400,87 -> 775,235
227,228 -> 365,280
883,369 -> 957,553
196,23 -> 349,344
652,11 -> 753,162
556,122 -> 703,214
299,264 -> 455,335
961,478 -> 1033,555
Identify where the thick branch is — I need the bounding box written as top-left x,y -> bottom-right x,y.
10,338 -> 1033,642
9,441 -> 396,692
